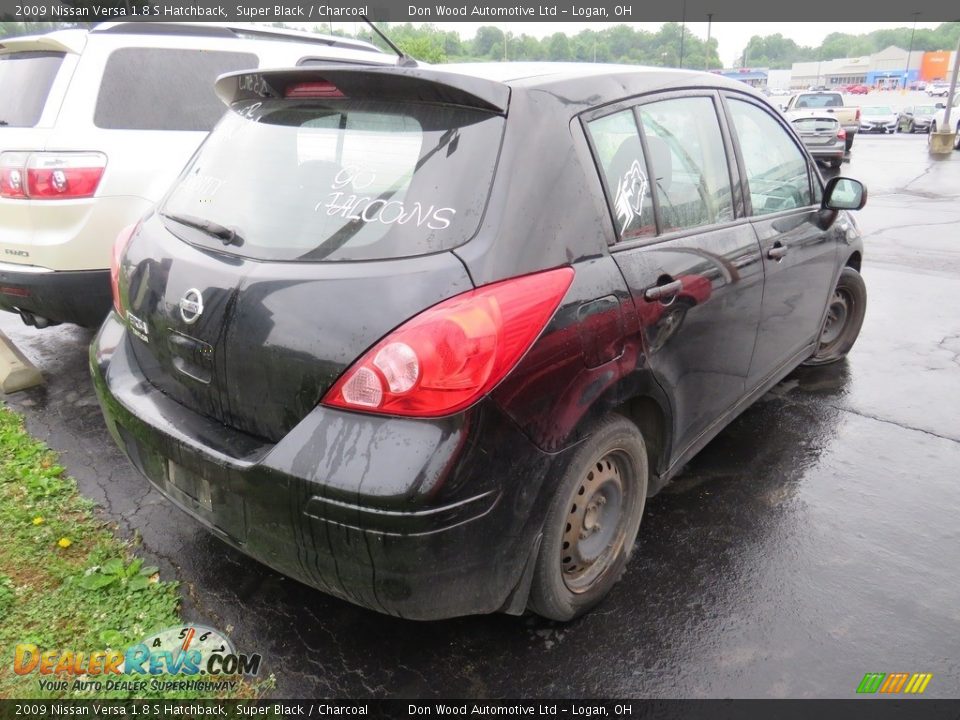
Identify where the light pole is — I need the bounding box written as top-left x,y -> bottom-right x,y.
705,13 -> 713,71
904,11 -> 920,92
679,0 -> 687,69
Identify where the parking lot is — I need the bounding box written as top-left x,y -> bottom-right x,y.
2,130 -> 959,698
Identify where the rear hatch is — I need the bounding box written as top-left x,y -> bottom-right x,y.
791,116 -> 840,145
118,68 -> 509,441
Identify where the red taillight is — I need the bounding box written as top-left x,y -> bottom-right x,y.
0,152 -> 106,200
284,81 -> 345,99
855,108 -> 861,121
111,223 -> 137,315
837,127 -> 847,139
323,268 -> 575,418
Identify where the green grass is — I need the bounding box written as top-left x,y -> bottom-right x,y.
0,405 -> 271,700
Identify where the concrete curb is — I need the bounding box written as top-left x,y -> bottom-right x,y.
0,330 -> 44,393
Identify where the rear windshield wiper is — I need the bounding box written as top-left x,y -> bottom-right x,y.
161,212 -> 244,247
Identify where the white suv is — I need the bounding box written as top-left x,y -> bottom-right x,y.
0,22 -> 389,328
930,91 -> 960,150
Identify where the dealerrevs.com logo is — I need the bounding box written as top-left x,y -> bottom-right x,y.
13,624 -> 261,694
856,672 -> 933,695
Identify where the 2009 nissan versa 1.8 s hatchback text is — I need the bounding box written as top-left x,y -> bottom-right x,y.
91,63 -> 868,621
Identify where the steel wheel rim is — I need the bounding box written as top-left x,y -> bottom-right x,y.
820,288 -> 851,348
561,450 -> 630,593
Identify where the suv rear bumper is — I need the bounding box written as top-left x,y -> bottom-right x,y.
0,265 -> 111,327
90,312 -> 564,620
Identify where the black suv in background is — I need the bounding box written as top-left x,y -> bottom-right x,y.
91,63 -> 867,621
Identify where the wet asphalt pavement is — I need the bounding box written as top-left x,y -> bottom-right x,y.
2,133 -> 960,699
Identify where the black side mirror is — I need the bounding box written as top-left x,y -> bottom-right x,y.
936,102 -> 946,109
823,177 -> 867,211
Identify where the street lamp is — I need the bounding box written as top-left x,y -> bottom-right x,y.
904,11 -> 920,93
705,13 -> 713,71
679,0 -> 687,69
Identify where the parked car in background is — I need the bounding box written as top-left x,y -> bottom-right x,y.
930,92 -> 960,150
927,83 -> 951,97
791,115 -> 845,168
897,105 -> 939,133
92,63 -> 868,621
858,106 -> 899,134
0,22 -> 388,328
784,91 -> 860,151
844,84 -> 870,95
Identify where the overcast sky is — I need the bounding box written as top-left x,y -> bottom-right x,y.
320,21 -> 945,67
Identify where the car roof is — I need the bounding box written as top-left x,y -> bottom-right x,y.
432,61 -> 767,107
0,22 -> 384,56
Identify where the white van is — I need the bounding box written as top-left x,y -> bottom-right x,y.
0,22 -> 389,327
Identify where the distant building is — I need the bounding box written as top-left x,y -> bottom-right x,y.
712,67 -> 768,88
766,69 -> 792,91
790,47 -> 953,91
921,51 -> 957,83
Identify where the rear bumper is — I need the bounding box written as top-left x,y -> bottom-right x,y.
0,264 -> 111,327
804,144 -> 845,159
90,312 -> 565,620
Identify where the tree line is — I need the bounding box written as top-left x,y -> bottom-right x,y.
2,21 -> 958,70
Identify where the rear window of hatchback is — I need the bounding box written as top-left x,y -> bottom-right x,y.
161,98 -> 505,262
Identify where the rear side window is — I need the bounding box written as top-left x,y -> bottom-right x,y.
792,117 -> 839,132
637,97 -> 734,232
794,94 -> 842,109
0,51 -> 64,128
728,99 -> 812,215
94,48 -> 257,130
586,110 -> 655,241
161,99 -> 505,262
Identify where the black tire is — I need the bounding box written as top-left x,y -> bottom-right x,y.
528,414 -> 648,621
954,122 -> 960,151
908,121 -> 916,133
845,134 -> 855,152
828,157 -> 843,169
804,267 -> 867,366
896,123 -> 902,133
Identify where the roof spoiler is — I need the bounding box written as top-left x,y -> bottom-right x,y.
215,67 -> 510,115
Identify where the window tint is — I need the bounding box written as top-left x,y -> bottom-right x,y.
794,94 -> 842,108
94,48 -> 257,131
728,99 -> 812,216
792,117 -> 838,133
587,110 -> 655,240
0,51 -> 64,128
638,97 -> 734,232
162,99 -> 504,262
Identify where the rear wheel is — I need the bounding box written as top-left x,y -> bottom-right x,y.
528,415 -> 648,621
804,267 -> 867,366
845,134 -> 855,151
828,157 -> 843,169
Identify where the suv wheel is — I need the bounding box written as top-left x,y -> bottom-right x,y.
804,267 -> 867,366
528,415 -> 648,621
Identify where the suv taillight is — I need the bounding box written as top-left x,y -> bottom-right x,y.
0,152 -> 107,200
855,108 -> 861,121
111,224 -> 137,315
837,127 -> 847,139
322,268 -> 575,418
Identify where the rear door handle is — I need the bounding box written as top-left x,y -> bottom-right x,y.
644,279 -> 683,302
767,244 -> 789,260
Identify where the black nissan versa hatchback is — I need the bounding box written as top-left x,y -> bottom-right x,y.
91,63 -> 868,621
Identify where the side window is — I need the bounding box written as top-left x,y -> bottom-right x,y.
586,110 -> 655,241
94,48 -> 258,131
728,99 -> 812,216
637,97 -> 734,232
